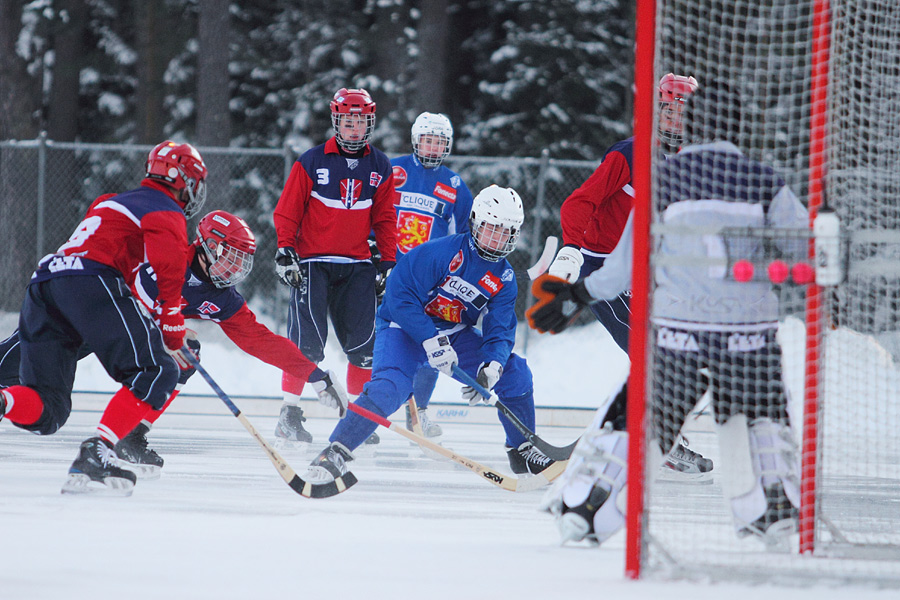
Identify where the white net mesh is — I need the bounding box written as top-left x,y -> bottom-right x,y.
637,0 -> 900,585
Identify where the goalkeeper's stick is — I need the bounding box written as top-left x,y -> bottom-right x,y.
526,236 -> 559,280
450,364 -> 578,461
182,347 -> 357,499
346,402 -> 566,492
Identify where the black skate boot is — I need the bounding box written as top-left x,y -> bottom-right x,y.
738,482 -> 799,543
0,389 -> 7,423
115,423 -> 164,480
507,441 -> 554,475
274,404 -> 312,447
306,442 -> 354,482
62,437 -> 137,496
364,431 -> 380,445
662,437 -> 714,478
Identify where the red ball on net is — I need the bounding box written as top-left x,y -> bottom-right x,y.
791,262 -> 815,284
767,260 -> 790,284
732,259 -> 754,282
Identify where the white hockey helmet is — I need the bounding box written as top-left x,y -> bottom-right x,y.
411,112 -> 453,168
469,185 -> 524,261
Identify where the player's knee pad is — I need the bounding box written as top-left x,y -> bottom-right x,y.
17,387 -> 71,435
494,353 -> 532,398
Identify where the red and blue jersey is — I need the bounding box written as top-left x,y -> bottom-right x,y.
274,137 -> 397,263
132,246 -> 320,382
390,153 -> 474,255
559,137 -> 636,254
379,234 -> 517,367
31,183 -> 188,314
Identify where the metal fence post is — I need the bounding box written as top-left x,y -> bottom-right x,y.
522,148 -> 552,353
36,131 -> 48,264
282,141 -> 294,183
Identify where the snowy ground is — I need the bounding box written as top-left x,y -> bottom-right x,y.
1,312 -> 898,598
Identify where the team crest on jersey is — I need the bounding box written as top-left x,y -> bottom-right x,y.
370,172 -> 383,187
478,271 -> 503,296
433,182 -> 457,203
501,267 -> 514,282
397,210 -> 434,253
340,179 -> 362,208
392,165 -> 408,188
449,250 -> 464,273
425,294 -> 465,323
197,300 -> 221,315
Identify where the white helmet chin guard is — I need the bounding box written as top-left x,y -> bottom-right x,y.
411,112 -> 453,168
470,185 -> 524,261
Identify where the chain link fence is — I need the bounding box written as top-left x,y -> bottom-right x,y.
0,137 -> 597,331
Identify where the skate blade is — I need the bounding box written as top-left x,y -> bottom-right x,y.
655,466 -> 714,484
61,473 -> 135,497
119,462 -> 162,481
273,437 -> 311,452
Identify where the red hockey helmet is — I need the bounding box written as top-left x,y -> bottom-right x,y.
657,73 -> 699,150
145,141 -> 209,218
196,210 -> 257,288
330,88 -> 376,152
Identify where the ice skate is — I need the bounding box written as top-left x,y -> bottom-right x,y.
507,441 -> 554,475
305,442 -> 354,483
61,437 -> 137,497
540,425 -> 629,545
737,482 -> 799,549
364,431 -> 380,445
659,436 -> 714,482
115,423 -> 163,480
0,389 -> 7,423
406,403 -> 442,438
274,404 -> 312,448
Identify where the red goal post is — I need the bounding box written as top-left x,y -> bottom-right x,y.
627,0 -> 900,585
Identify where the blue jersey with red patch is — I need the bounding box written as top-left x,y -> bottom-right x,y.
390,154 -> 474,255
378,234 -> 517,366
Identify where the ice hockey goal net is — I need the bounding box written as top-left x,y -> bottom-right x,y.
626,0 -> 900,585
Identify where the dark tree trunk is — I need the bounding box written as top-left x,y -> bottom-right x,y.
47,0 -> 88,142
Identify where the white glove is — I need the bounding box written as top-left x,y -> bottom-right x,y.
311,369 -> 350,418
548,246 -> 584,283
423,334 -> 458,376
461,361 -> 503,405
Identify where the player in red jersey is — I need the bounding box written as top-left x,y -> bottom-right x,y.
0,141 -> 206,495
272,87 -> 397,446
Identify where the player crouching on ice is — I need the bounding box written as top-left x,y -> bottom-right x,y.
305,185 -> 555,482
0,209 -> 349,489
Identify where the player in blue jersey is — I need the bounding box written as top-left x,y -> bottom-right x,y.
389,112 -> 475,438
304,185 -> 557,483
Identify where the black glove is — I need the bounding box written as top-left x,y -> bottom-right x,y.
274,247 -> 302,287
178,330 -> 201,386
526,274 -> 594,334
375,259 -> 395,300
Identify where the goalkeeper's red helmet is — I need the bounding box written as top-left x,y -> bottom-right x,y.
145,141 -> 208,218
330,88 -> 376,152
657,73 -> 699,151
196,210 -> 257,288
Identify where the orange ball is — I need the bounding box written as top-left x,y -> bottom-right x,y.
791,262 -> 815,284
732,259 -> 754,282
767,260 -> 789,284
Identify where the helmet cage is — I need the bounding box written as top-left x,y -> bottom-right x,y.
197,211 -> 256,288
657,74 -> 699,150
469,185 -> 524,262
411,112 -> 453,168
330,88 -> 376,152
